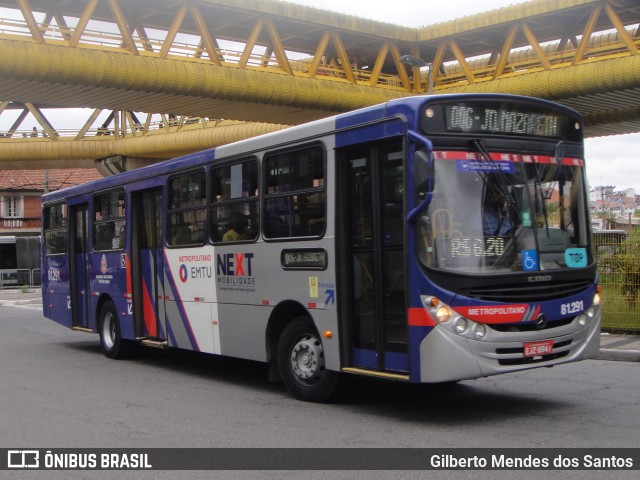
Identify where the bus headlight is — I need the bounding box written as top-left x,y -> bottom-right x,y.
473,323 -> 487,339
586,307 -> 596,319
453,317 -> 468,334
420,295 -> 490,340
593,293 -> 601,307
435,306 -> 452,323
577,314 -> 587,327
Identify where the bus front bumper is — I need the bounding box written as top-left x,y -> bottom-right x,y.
418,311 -> 601,383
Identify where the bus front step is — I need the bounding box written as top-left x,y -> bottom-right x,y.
341,367 -> 410,381
140,339 -> 168,349
72,326 -> 94,333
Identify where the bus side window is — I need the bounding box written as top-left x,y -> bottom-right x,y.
263,145 -> 326,239
210,159 -> 258,243
167,170 -> 207,247
44,203 -> 68,255
93,190 -> 125,251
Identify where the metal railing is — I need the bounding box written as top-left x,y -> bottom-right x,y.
0,268 -> 41,289
595,230 -> 640,332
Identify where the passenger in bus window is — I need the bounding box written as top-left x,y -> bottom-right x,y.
116,225 -> 125,248
223,211 -> 248,242
97,223 -> 115,250
172,222 -> 192,245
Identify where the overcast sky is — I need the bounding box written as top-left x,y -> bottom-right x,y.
1,0 -> 638,192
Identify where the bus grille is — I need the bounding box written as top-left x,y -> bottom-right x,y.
464,280 -> 591,302
490,317 -> 574,333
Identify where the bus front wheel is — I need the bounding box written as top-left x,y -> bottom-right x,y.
99,301 -> 133,359
277,317 -> 338,402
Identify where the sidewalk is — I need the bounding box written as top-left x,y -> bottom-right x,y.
0,288 -> 41,303
1,289 -> 639,362
597,333 -> 640,362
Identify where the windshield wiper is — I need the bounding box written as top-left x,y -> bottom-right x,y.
534,172 -> 550,236
471,139 -> 517,191
471,139 -> 521,222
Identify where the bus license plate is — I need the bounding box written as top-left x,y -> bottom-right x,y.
524,340 -> 554,357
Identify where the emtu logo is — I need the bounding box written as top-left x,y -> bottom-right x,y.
8,450 -> 39,468
179,264 -> 188,283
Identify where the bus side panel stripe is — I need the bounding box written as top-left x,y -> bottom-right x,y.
141,276 -> 157,337
139,250 -> 158,337
125,253 -> 132,297
163,251 -> 199,351
165,316 -> 178,348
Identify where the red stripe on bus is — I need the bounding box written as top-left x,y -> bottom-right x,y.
433,151 -> 583,166
408,308 -> 437,327
142,279 -> 157,337
125,254 -> 132,298
452,304 -> 529,324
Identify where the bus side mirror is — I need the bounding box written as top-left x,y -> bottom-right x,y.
413,148 -> 432,200
407,149 -> 433,224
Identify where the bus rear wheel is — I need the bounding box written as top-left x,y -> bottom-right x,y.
277,317 -> 338,402
99,301 -> 133,359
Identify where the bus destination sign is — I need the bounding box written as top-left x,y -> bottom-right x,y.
445,104 -> 560,137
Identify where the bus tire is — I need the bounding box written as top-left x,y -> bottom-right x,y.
99,301 -> 133,359
277,317 -> 338,402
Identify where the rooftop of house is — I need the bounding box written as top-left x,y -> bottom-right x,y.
0,169 -> 103,192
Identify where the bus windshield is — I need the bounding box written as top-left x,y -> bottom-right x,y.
417,151 -> 591,274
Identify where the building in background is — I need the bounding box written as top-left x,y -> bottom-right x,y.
0,169 -> 102,236
1,169 -> 102,287
590,186 -> 640,231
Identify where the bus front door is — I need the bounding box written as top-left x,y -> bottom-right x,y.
339,140 -> 409,374
69,203 -> 90,330
131,188 -> 167,341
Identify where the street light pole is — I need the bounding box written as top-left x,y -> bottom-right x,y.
399,55 -> 433,95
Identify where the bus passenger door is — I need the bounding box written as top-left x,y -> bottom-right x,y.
338,140 -> 409,374
69,203 -> 90,329
131,188 -> 167,341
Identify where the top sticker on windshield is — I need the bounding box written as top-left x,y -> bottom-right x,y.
565,248 -> 587,268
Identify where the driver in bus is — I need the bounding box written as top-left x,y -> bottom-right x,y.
482,186 -> 513,237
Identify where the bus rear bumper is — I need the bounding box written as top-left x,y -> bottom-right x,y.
418,311 -> 601,383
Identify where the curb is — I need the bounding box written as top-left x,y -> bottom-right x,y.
595,349 -> 640,363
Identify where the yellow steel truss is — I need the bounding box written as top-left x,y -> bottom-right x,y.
0,0 -> 638,166
0,105 -> 288,169
0,0 -> 634,91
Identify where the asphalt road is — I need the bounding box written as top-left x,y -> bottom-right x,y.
1,301 -> 639,480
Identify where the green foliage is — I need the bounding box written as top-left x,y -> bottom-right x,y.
613,228 -> 640,305
596,228 -> 640,331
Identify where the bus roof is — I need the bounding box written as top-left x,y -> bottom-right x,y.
41,93 -> 581,204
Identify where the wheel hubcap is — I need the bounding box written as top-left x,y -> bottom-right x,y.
102,312 -> 115,350
290,334 -> 325,385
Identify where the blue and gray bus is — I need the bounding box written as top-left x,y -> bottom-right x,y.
41,94 -> 601,401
